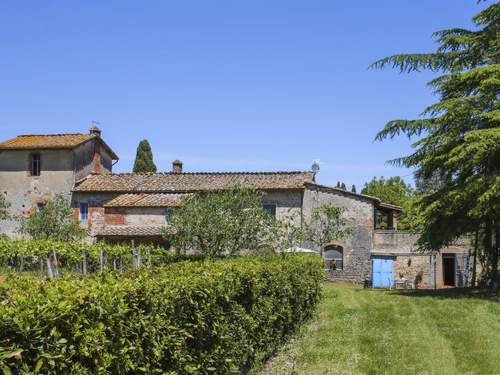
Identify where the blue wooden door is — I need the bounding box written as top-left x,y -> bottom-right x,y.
372,256 -> 394,288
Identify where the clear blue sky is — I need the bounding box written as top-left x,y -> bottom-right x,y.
0,1 -> 488,189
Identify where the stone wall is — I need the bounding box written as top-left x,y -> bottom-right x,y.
0,149 -> 75,237
372,230 -> 420,254
74,140 -> 113,181
72,192 -> 120,240
303,184 -> 375,283
121,207 -> 166,226
393,254 -> 431,288
263,189 -> 303,225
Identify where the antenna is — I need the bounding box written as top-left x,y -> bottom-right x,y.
312,160 -> 320,173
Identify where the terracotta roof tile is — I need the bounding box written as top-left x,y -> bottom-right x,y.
74,171 -> 315,193
97,225 -> 165,237
0,133 -> 119,160
104,193 -> 188,208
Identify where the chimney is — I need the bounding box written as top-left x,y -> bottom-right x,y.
172,160 -> 183,173
89,125 -> 102,137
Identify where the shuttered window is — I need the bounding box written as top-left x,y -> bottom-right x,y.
30,154 -> 41,176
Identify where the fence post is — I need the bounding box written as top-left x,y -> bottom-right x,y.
39,257 -> 44,277
132,239 -> 138,269
46,256 -> 54,279
52,248 -> 59,277
99,248 -> 104,273
82,250 -> 87,275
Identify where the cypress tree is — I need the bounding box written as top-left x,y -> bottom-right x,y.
133,140 -> 157,173
351,185 -> 357,193
336,181 -> 341,188
371,3 -> 500,284
340,182 -> 347,191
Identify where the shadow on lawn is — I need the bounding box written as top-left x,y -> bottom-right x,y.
387,287 -> 500,301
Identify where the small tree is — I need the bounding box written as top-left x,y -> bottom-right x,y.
306,204 -> 351,253
361,176 -> 413,206
133,139 -> 157,173
18,194 -> 87,241
351,185 -> 357,193
0,194 -> 9,220
164,187 -> 278,257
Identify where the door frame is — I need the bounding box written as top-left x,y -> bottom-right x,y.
442,253 -> 456,287
371,255 -> 395,288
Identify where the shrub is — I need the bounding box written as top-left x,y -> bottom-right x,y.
0,254 -> 323,374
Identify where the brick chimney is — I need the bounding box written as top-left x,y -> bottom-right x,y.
89,125 -> 102,137
172,160 -> 183,173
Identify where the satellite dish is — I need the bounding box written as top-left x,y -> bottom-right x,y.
312,160 -> 320,173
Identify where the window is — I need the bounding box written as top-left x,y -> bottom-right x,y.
30,154 -> 41,176
165,208 -> 174,224
324,245 -> 343,270
79,203 -> 89,222
263,204 -> 276,217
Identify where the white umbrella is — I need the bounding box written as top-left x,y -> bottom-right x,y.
283,247 -> 319,254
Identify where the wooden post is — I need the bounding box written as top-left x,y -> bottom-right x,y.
52,249 -> 59,277
131,239 -> 137,269
99,248 -> 104,273
82,250 -> 87,275
46,256 -> 54,279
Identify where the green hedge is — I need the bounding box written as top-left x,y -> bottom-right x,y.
0,254 -> 323,374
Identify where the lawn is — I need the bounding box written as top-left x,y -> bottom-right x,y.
257,283 -> 500,375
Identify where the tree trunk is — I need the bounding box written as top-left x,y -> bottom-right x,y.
484,218 -> 496,287
472,229 -> 479,288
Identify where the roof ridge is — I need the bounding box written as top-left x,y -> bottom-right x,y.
17,133 -> 89,137
107,171 -> 313,176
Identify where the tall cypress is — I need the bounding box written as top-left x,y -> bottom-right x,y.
133,140 -> 157,173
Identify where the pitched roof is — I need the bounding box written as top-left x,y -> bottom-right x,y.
0,133 -> 119,160
104,193 -> 187,208
304,182 -> 403,211
74,171 -> 316,193
97,225 -> 165,237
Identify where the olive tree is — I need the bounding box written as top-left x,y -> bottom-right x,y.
18,194 -> 87,241
164,187 -> 279,257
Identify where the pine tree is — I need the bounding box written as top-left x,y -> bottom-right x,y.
133,140 -> 157,173
351,185 -> 357,193
371,3 -> 500,284
336,181 -> 341,188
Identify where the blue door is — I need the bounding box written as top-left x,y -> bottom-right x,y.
372,256 -> 394,288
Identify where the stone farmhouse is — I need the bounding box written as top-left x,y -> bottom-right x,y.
0,127 -> 472,288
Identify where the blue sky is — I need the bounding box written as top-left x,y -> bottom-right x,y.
0,1 -> 488,189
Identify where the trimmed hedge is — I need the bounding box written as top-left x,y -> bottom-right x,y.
0,254 -> 323,374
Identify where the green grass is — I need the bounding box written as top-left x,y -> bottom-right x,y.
256,283 -> 500,375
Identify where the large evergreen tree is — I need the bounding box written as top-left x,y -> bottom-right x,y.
371,3 -> 499,284
133,140 -> 157,173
